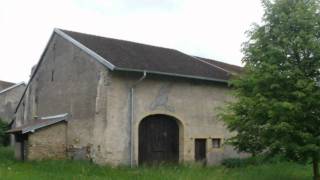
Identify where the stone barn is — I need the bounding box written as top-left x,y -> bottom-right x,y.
8,29 -> 246,166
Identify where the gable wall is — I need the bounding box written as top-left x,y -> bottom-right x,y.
15,33 -> 108,159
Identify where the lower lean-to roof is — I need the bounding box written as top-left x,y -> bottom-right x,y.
7,113 -> 68,134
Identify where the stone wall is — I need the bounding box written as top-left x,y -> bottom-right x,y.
0,84 -> 25,123
28,122 -> 67,160
91,71 -> 248,166
14,33 -> 105,161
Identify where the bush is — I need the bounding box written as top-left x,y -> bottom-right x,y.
222,158 -> 247,168
222,155 -> 286,168
0,118 -> 10,146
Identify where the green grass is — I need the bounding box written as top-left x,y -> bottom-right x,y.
0,147 -> 313,180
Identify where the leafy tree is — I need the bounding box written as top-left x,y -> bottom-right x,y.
0,118 -> 9,147
220,0 -> 320,179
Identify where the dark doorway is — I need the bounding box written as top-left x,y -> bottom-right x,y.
139,115 -> 179,165
195,139 -> 206,163
15,134 -> 28,161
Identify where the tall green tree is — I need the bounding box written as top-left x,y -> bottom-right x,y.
221,0 -> 320,179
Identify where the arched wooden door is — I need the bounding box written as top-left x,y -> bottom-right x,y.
139,115 -> 179,164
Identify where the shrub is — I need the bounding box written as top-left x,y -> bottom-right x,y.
0,118 -> 10,146
222,155 -> 286,168
222,158 -> 246,168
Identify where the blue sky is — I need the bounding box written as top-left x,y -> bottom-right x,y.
0,0 -> 263,83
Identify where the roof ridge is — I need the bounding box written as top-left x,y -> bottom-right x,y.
190,56 -> 231,75
196,56 -> 242,68
58,29 -> 178,52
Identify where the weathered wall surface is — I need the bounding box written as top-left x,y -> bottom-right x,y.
28,122 -> 67,160
0,84 -> 25,123
91,72 -> 247,166
14,33 -> 106,160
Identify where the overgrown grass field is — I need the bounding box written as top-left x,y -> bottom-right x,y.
0,147 -> 313,180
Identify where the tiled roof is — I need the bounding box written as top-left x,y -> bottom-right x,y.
59,29 -> 239,82
195,57 -> 243,75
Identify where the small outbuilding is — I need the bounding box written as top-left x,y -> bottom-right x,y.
7,114 -> 67,160
0,81 -> 25,146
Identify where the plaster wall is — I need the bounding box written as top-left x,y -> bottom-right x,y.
0,84 -> 25,123
14,33 -> 106,160
91,72 -> 248,166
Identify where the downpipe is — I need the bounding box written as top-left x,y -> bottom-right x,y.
129,71 -> 146,167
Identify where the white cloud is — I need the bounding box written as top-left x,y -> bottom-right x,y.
0,0 -> 263,83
